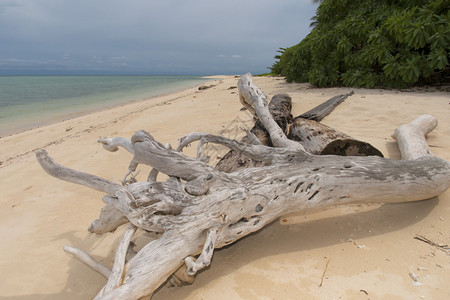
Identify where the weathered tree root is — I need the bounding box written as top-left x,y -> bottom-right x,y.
63,246 -> 111,278
36,73 -> 450,299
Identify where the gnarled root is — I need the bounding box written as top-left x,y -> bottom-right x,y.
184,227 -> 219,275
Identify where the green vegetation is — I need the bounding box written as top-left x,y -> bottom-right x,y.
270,0 -> 449,88
255,73 -> 274,77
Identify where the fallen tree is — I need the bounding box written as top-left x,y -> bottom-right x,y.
36,73 -> 450,299
216,91 -> 382,173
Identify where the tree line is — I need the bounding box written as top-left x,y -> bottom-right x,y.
270,0 -> 449,88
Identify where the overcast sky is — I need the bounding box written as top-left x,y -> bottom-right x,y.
0,0 -> 317,75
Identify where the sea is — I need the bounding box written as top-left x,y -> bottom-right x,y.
0,75 -> 211,136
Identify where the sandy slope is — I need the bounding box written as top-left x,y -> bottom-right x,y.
0,76 -> 448,299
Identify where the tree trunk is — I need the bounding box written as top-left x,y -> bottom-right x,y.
36,73 -> 450,299
295,91 -> 354,122
288,118 -> 383,156
216,90 -> 381,172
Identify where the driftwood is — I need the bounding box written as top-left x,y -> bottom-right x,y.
36,73 -> 450,299
288,118 -> 383,156
288,90 -> 382,156
296,91 -> 354,122
216,93 -> 293,172
217,91 -> 382,172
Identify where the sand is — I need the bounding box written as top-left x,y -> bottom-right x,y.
0,76 -> 449,299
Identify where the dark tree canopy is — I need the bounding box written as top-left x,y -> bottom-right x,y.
271,0 -> 449,88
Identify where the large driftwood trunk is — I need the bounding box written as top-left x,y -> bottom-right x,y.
36,73 -> 450,299
216,91 -> 382,173
288,118 -> 383,156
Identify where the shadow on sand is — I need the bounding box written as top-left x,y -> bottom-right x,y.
4,195 -> 440,299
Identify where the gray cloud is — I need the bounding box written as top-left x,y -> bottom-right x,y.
0,0 -> 316,75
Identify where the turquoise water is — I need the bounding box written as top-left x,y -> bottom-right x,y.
0,75 -> 209,136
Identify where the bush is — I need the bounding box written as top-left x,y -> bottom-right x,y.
270,0 -> 449,88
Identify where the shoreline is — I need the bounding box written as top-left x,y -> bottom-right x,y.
0,76 -> 235,166
0,75 -> 448,299
0,76 -> 221,138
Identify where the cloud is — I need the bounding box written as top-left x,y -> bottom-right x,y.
0,0 -> 317,74
90,56 -> 103,64
109,56 -> 131,62
218,54 -> 242,59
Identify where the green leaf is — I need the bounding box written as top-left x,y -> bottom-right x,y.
271,0 -> 450,87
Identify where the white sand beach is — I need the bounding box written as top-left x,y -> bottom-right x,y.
0,76 -> 449,299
